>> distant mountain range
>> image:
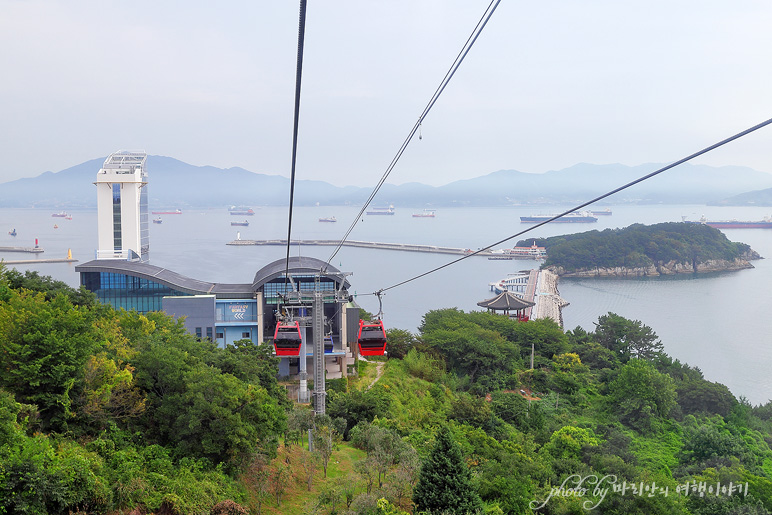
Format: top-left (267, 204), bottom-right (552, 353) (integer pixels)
top-left (1, 156), bottom-right (772, 209)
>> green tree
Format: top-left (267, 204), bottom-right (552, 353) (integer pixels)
top-left (594, 312), bottom-right (664, 362)
top-left (211, 339), bottom-right (289, 407)
top-left (386, 328), bottom-right (417, 360)
top-left (0, 289), bottom-right (103, 431)
top-left (132, 332), bottom-right (285, 466)
top-left (676, 378), bottom-right (737, 417)
top-left (609, 359), bottom-right (677, 431)
top-left (327, 387), bottom-right (390, 440)
top-left (312, 416), bottom-right (341, 478)
top-left (413, 425), bottom-right (483, 515)
top-left (2, 268), bottom-right (96, 307)
top-left (421, 318), bottom-right (518, 393)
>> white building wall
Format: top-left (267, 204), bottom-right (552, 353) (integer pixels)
top-left (95, 151), bottom-right (148, 261)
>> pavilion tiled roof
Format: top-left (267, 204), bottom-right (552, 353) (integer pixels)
top-left (477, 291), bottom-right (535, 311)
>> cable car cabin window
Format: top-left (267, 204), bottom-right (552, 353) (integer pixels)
top-left (357, 320), bottom-right (387, 356)
top-left (274, 321), bottom-right (302, 357)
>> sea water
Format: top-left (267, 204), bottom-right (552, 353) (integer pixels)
top-left (1, 204), bottom-right (771, 404)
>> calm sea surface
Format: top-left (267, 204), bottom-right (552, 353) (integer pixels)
top-left (2, 204), bottom-right (772, 404)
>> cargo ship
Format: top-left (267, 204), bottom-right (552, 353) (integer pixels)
top-left (229, 206), bottom-right (255, 216)
top-left (366, 205), bottom-right (395, 215)
top-left (412, 209), bottom-right (436, 218)
top-left (520, 211), bottom-right (598, 223)
top-left (152, 209), bottom-right (182, 215)
top-left (318, 216), bottom-right (337, 222)
top-left (591, 208), bottom-right (612, 216)
top-left (683, 215), bottom-right (772, 229)
top-left (52, 211), bottom-right (69, 217)
top-left (231, 220), bottom-right (250, 227)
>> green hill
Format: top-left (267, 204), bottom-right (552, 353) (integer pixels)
top-left (2, 266), bottom-right (772, 514)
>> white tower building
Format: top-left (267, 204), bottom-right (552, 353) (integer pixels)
top-left (95, 151), bottom-right (149, 262)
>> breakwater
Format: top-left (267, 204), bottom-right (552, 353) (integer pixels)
top-left (1, 258), bottom-right (78, 264)
top-left (228, 239), bottom-right (501, 257)
top-left (0, 246), bottom-right (44, 253)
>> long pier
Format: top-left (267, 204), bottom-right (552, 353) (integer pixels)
top-left (227, 239), bottom-right (542, 258)
top-left (530, 269), bottom-right (569, 328)
top-left (1, 248), bottom-right (78, 265)
top-left (0, 246), bottom-right (44, 253)
top-left (1, 258), bottom-right (78, 265)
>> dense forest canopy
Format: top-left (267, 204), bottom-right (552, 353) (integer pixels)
top-left (2, 265), bottom-right (772, 514)
top-left (517, 222), bottom-right (753, 272)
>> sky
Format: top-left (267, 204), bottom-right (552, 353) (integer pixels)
top-left (2, 0), bottom-right (772, 187)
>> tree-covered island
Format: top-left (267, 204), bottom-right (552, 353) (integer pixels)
top-left (518, 222), bottom-right (761, 277)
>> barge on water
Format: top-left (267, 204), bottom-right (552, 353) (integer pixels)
top-left (683, 215), bottom-right (772, 229)
top-left (520, 210), bottom-right (598, 223)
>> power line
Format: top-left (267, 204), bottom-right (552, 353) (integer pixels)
top-left (323, 0), bottom-right (502, 270)
top-left (284, 0), bottom-right (308, 283)
top-left (374, 117), bottom-right (772, 294)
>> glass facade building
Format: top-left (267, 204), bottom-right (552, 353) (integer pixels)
top-left (262, 276), bottom-right (338, 304)
top-left (81, 271), bottom-right (189, 312)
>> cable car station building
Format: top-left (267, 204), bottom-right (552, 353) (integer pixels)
top-left (75, 151), bottom-right (360, 383)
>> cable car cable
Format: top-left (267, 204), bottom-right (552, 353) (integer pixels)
top-left (371, 116), bottom-right (772, 294)
top-left (323, 0), bottom-right (502, 270)
top-left (284, 0), bottom-right (308, 283)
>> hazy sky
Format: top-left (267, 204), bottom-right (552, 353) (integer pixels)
top-left (2, 0), bottom-right (772, 187)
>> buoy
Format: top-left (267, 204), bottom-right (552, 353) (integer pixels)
top-left (67, 249), bottom-right (72, 260)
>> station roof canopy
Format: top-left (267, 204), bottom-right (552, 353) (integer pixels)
top-left (477, 291), bottom-right (535, 311)
top-left (252, 256), bottom-right (350, 290)
top-left (75, 259), bottom-right (235, 296)
top-left (77, 255), bottom-right (350, 298)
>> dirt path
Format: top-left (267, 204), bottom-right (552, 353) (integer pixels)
top-left (367, 362), bottom-right (385, 390)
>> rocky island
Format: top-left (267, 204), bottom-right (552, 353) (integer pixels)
top-left (518, 222), bottom-right (761, 278)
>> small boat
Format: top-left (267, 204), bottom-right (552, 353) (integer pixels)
top-left (318, 216), bottom-right (337, 223)
top-left (151, 209), bottom-right (182, 215)
top-left (412, 209), bottom-right (436, 218)
top-left (53, 224), bottom-right (59, 229)
top-left (366, 205), bottom-right (395, 215)
top-left (152, 217), bottom-right (163, 224)
top-left (52, 211), bottom-right (68, 217)
top-left (8, 228), bottom-right (16, 236)
top-left (231, 220), bottom-right (249, 227)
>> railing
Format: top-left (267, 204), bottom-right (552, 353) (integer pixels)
top-left (95, 249), bottom-right (131, 260)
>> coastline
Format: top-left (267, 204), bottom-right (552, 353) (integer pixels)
top-left (547, 255), bottom-right (758, 278)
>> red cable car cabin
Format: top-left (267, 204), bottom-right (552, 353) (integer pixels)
top-left (273, 321), bottom-right (302, 357)
top-left (357, 319), bottom-right (387, 356)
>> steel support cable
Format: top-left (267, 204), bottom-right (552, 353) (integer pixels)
top-left (284, 0), bottom-right (308, 285)
top-left (323, 0), bottom-right (502, 270)
top-left (372, 117), bottom-right (772, 294)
